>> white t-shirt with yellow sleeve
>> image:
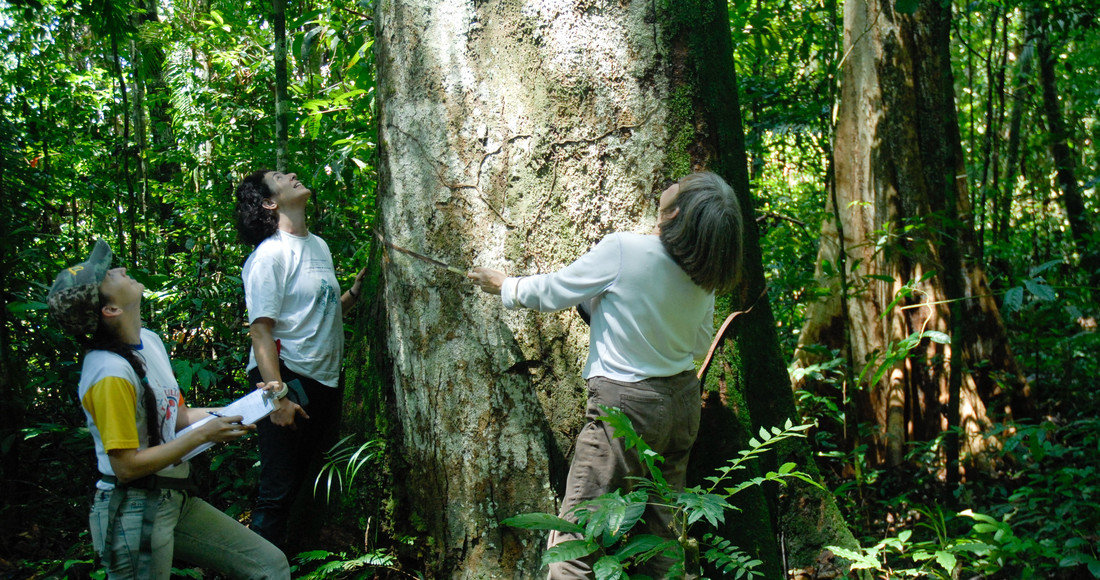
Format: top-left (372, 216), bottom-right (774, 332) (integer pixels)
top-left (78, 328), bottom-right (190, 489)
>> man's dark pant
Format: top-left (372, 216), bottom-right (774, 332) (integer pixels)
top-left (548, 370), bottom-right (701, 579)
top-left (248, 365), bottom-right (342, 551)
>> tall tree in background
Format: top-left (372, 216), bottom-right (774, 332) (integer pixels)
top-left (132, 0), bottom-right (188, 263)
top-left (84, 0), bottom-right (140, 262)
top-left (796, 0), bottom-right (1026, 475)
top-left (274, 0), bottom-right (289, 171)
top-left (1028, 6), bottom-right (1099, 286)
top-left (671, 1), bottom-right (858, 575)
top-left (993, 34), bottom-right (1034, 253)
top-left (369, 0), bottom-right (856, 575)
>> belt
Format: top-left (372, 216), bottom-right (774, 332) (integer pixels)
top-left (101, 474), bottom-right (195, 491)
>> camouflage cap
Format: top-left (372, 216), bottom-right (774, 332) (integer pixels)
top-left (47, 239), bottom-right (113, 337)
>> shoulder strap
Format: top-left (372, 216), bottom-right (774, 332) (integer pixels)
top-left (697, 286), bottom-right (768, 383)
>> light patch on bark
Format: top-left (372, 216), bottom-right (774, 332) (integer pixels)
top-left (376, 0), bottom-right (672, 574)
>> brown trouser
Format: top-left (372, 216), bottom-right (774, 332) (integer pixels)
top-left (548, 371), bottom-right (701, 579)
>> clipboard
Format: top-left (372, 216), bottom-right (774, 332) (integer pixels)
top-left (177, 388), bottom-right (276, 461)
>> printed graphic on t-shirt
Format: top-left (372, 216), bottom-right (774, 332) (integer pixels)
top-left (317, 271), bottom-right (338, 317)
top-left (158, 382), bottom-right (181, 425)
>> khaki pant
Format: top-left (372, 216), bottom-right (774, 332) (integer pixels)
top-left (548, 371), bottom-right (701, 579)
top-left (90, 488), bottom-right (289, 579)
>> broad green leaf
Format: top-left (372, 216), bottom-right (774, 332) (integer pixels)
top-left (172, 360), bottom-right (194, 391)
top-left (301, 26), bottom-right (323, 61)
top-left (542, 539), bottom-right (599, 566)
top-left (333, 89), bottom-right (367, 105)
top-left (614, 535), bottom-right (666, 560)
top-left (346, 40), bottom-right (374, 70)
top-left (1024, 278), bottom-right (1056, 301)
top-left (592, 556), bottom-right (623, 580)
top-left (1029, 259), bottom-right (1062, 277)
top-left (677, 492), bottom-right (731, 527)
top-left (959, 510), bottom-right (996, 524)
top-left (605, 498), bottom-right (646, 538)
top-left (501, 513), bottom-right (584, 534)
top-left (597, 406), bottom-right (635, 438)
top-left (290, 9), bottom-right (324, 28)
top-left (5, 300), bottom-right (46, 315)
top-left (828, 546), bottom-right (880, 569)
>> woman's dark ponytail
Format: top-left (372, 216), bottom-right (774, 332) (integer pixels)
top-left (83, 321), bottom-right (163, 447)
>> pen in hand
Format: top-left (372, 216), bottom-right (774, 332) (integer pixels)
top-left (207, 411), bottom-right (244, 425)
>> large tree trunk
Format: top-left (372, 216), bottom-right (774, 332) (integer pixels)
top-left (666, 2), bottom-right (861, 576)
top-left (370, 0), bottom-right (858, 575)
top-left (1029, 8), bottom-right (1100, 284)
top-left (796, 0), bottom-right (1027, 474)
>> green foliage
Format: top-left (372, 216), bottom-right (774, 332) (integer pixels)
top-left (294, 548), bottom-right (398, 579)
top-left (503, 406), bottom-right (817, 579)
top-left (314, 436), bottom-right (385, 504)
top-left (701, 533), bottom-right (762, 579)
top-left (1002, 259), bottom-right (1061, 314)
top-left (1, 0), bottom-right (1099, 576)
top-left (823, 418), bottom-right (1100, 579)
top-left (0, 0), bottom-right (380, 574)
top-left (829, 504), bottom-right (1100, 579)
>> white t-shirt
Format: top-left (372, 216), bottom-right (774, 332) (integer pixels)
top-left (79, 328), bottom-right (190, 489)
top-left (501, 232), bottom-right (715, 382)
top-left (243, 230), bottom-right (344, 387)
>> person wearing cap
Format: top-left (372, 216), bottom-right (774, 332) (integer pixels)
top-left (467, 171), bottom-right (744, 579)
top-left (233, 170), bottom-right (367, 551)
top-left (48, 239), bottom-right (290, 579)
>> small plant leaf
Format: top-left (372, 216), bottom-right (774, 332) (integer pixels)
top-left (1003, 286), bottom-right (1024, 312)
top-left (934, 550), bottom-right (957, 573)
top-left (922, 330), bottom-right (951, 344)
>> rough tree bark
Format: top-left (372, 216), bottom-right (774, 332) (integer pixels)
top-left (795, 0), bottom-right (1027, 473)
top-left (667, 3), bottom-right (860, 575)
top-left (366, 0), bottom-right (858, 576)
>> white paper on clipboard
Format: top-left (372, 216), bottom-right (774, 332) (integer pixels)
top-left (177, 389), bottom-right (275, 461)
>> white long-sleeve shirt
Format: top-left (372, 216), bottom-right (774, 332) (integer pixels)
top-left (501, 232), bottom-right (714, 382)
